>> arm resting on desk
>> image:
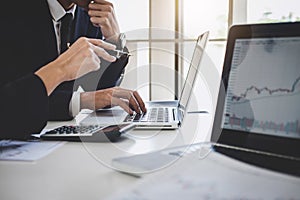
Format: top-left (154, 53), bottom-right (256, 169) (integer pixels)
top-left (0, 74), bottom-right (49, 140)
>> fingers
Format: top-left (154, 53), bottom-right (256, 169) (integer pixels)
top-left (128, 93), bottom-right (141, 114)
top-left (89, 17), bottom-right (111, 30)
top-left (89, 14), bottom-right (109, 26)
top-left (89, 88), bottom-right (146, 115)
top-left (59, 37), bottom-right (118, 81)
top-left (88, 38), bottom-right (116, 50)
top-left (91, 51), bottom-right (101, 70)
top-left (89, 0), bottom-right (113, 10)
top-left (111, 97), bottom-right (133, 115)
top-left (88, 39), bottom-right (116, 62)
top-left (112, 88), bottom-right (147, 114)
top-left (88, 1), bottom-right (114, 21)
top-left (132, 91), bottom-right (147, 113)
top-left (87, 0), bottom-right (120, 39)
top-left (88, 10), bottom-right (108, 18)
top-left (92, 45), bottom-right (116, 63)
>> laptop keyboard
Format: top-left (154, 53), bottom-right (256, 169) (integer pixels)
top-left (124, 107), bottom-right (169, 123)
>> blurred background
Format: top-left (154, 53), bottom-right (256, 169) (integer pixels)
top-left (110, 0), bottom-right (300, 101)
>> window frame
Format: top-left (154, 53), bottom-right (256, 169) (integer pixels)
top-left (123, 0), bottom-right (297, 100)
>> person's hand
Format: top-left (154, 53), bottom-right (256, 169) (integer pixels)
top-left (80, 87), bottom-right (147, 115)
top-left (35, 37), bottom-right (116, 95)
top-left (57, 37), bottom-right (116, 81)
top-left (88, 0), bottom-right (120, 43)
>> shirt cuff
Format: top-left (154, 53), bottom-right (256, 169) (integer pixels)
top-left (69, 86), bottom-right (84, 117)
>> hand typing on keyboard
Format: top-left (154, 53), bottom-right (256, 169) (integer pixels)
top-left (124, 108), bottom-right (169, 123)
top-left (80, 87), bottom-right (147, 115)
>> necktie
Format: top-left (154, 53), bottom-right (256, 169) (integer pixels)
top-left (60, 13), bottom-right (73, 54)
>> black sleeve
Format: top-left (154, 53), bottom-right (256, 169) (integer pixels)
top-left (48, 90), bottom-right (73, 121)
top-left (46, 54), bottom-right (128, 121)
top-left (72, 54), bottom-right (129, 91)
top-left (97, 52), bottom-right (129, 89)
top-left (0, 74), bottom-right (49, 140)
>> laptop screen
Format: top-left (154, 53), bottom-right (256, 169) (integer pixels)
top-left (179, 32), bottom-right (209, 110)
top-left (221, 36), bottom-right (300, 140)
top-left (211, 23), bottom-right (300, 168)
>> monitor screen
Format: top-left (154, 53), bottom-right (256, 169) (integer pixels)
top-left (221, 37), bottom-right (300, 140)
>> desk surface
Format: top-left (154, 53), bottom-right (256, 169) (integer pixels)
top-left (0, 112), bottom-right (212, 200)
top-left (0, 70), bottom-right (222, 200)
top-left (2, 70), bottom-right (300, 199)
top-left (3, 44), bottom-right (300, 199)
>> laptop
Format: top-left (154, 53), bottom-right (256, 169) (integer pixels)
top-left (112, 22), bottom-right (300, 176)
top-left (81, 31), bottom-right (209, 129)
top-left (211, 22), bottom-right (300, 176)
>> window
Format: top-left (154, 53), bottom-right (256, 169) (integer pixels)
top-left (182, 0), bottom-right (229, 89)
top-left (247, 0), bottom-right (300, 24)
top-left (110, 0), bottom-right (149, 38)
top-left (110, 0), bottom-right (150, 99)
top-left (232, 0), bottom-right (300, 25)
top-left (112, 0), bottom-right (300, 101)
top-left (183, 0), bottom-right (229, 39)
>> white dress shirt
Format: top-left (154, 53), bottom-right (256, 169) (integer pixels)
top-left (47, 0), bottom-right (82, 117)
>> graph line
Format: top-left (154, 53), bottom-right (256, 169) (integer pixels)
top-left (232, 76), bottom-right (300, 101)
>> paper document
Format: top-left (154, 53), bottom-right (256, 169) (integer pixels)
top-left (109, 150), bottom-right (300, 200)
top-left (0, 140), bottom-right (64, 161)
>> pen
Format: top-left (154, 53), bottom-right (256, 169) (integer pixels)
top-left (67, 43), bottom-right (131, 58)
top-left (109, 49), bottom-right (132, 58)
top-left (187, 111), bottom-right (209, 114)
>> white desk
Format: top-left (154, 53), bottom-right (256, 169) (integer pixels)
top-left (2, 69), bottom-right (300, 199)
top-left (0, 64), bottom-right (220, 199)
top-left (0, 111), bottom-right (213, 200)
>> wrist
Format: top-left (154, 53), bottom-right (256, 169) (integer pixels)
top-left (51, 59), bottom-right (68, 82)
top-left (106, 34), bottom-right (119, 44)
top-left (107, 33), bottom-right (126, 50)
top-left (80, 92), bottom-right (93, 110)
top-left (35, 60), bottom-right (67, 95)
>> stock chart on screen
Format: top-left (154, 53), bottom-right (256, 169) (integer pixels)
top-left (222, 37), bottom-right (300, 139)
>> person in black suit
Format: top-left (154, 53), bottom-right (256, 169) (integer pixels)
top-left (0, 0), bottom-right (146, 139)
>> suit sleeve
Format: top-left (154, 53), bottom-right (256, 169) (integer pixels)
top-left (71, 53), bottom-right (129, 92)
top-left (0, 74), bottom-right (49, 140)
top-left (97, 50), bottom-right (129, 89)
top-left (47, 8), bottom-right (129, 119)
top-left (47, 54), bottom-right (129, 121)
top-left (48, 90), bottom-right (73, 121)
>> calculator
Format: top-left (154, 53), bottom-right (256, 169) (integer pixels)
top-left (41, 123), bottom-right (135, 142)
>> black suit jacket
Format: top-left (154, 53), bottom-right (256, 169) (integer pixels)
top-left (0, 1), bottom-right (128, 139)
